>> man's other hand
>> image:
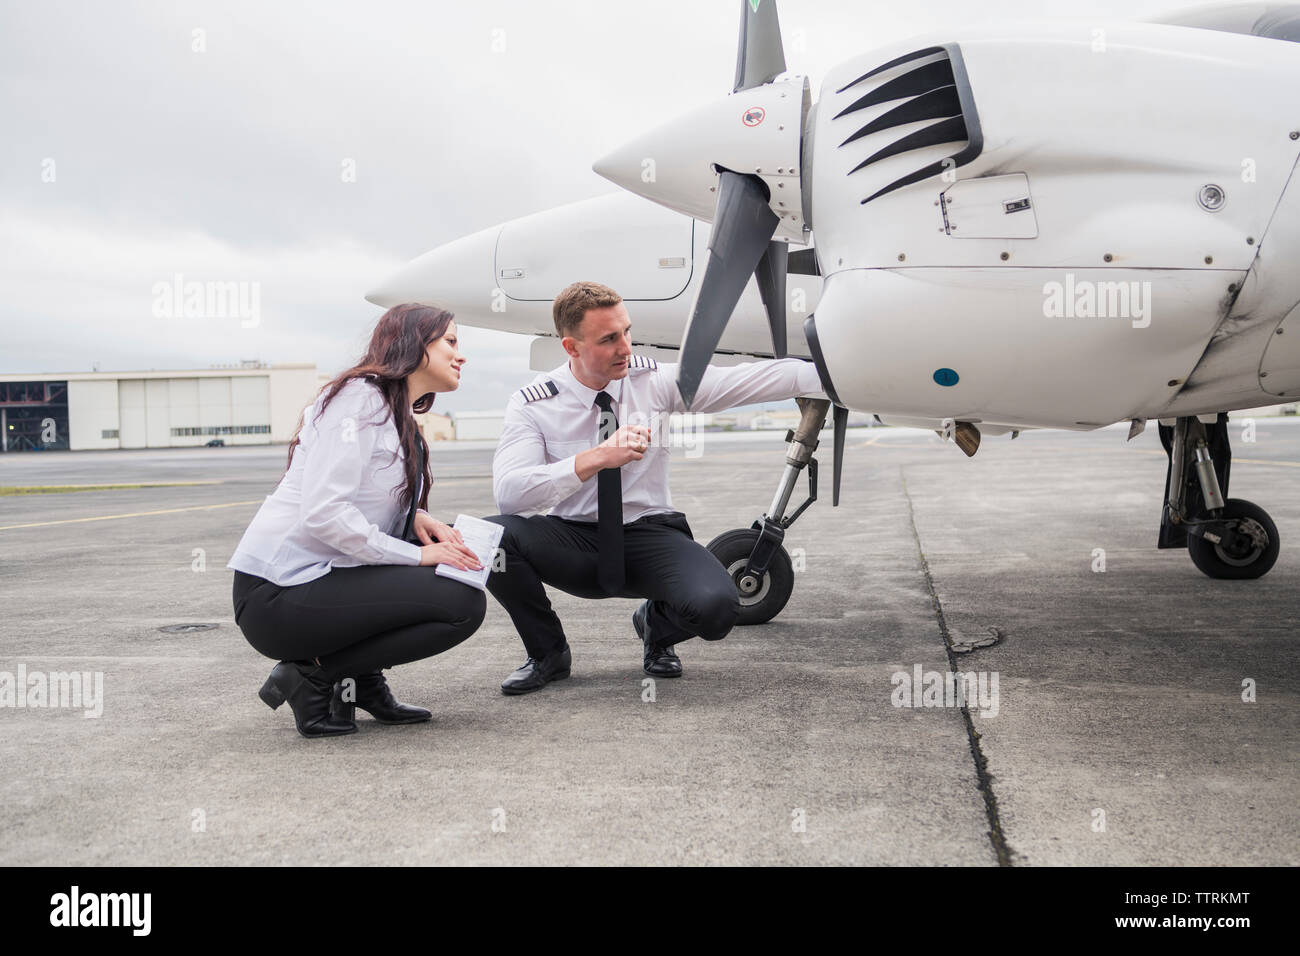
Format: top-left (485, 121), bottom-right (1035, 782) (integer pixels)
top-left (575, 424), bottom-right (652, 479)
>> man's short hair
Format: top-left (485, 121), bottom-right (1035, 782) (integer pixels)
top-left (553, 281), bottom-right (623, 339)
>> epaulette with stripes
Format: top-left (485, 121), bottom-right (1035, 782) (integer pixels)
top-left (627, 354), bottom-right (658, 371)
top-left (518, 380), bottom-right (559, 403)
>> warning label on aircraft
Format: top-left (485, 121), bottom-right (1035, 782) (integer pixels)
top-left (743, 107), bottom-right (765, 127)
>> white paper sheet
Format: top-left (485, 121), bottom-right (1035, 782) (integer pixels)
top-left (433, 514), bottom-right (504, 590)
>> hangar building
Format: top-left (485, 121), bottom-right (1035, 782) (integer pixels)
top-left (0, 363), bottom-right (319, 452)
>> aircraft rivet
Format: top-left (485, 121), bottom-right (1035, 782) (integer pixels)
top-left (1104, 253), bottom-right (1113, 262)
top-left (1205, 256), bottom-right (1213, 264)
top-left (1291, 131), bottom-right (1299, 140)
top-left (777, 181), bottom-right (784, 188)
top-left (779, 125), bottom-right (785, 131)
top-left (898, 253), bottom-right (906, 261)
top-left (1277, 328), bottom-right (1285, 335)
top-left (1247, 237), bottom-right (1255, 244)
top-left (1198, 184), bottom-right (1226, 211)
top-left (1000, 252), bottom-right (1010, 261)
top-left (755, 167), bottom-right (762, 173)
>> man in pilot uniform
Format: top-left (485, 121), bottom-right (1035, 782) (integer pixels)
top-left (486, 280), bottom-right (824, 695)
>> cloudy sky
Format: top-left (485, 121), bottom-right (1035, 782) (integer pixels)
top-left (2, 0), bottom-right (1201, 412)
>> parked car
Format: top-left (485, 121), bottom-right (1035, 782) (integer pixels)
top-left (205, 439), bottom-right (225, 447)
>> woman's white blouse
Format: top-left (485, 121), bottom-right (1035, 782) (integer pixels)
top-left (227, 378), bottom-right (423, 586)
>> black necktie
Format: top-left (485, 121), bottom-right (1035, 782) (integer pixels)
top-left (401, 433), bottom-right (428, 544)
top-left (593, 391), bottom-right (625, 594)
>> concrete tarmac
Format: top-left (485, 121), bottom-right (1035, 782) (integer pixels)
top-left (1, 422), bottom-right (1296, 865)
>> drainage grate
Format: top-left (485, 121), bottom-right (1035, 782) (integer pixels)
top-left (157, 623), bottom-right (221, 633)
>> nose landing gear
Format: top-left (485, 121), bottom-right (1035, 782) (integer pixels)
top-left (705, 396), bottom-right (847, 624)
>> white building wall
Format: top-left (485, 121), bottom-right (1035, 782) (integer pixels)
top-left (452, 411), bottom-right (506, 441)
top-left (145, 379), bottom-right (171, 446)
top-left (198, 377), bottom-right (232, 439)
top-left (230, 376), bottom-right (271, 445)
top-left (67, 380), bottom-right (121, 450)
top-left (268, 366), bottom-right (320, 442)
top-left (168, 378), bottom-right (202, 446)
top-left (118, 380), bottom-right (147, 449)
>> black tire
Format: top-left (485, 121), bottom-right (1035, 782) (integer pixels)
top-left (1187, 498), bottom-right (1280, 580)
top-left (705, 528), bottom-right (795, 625)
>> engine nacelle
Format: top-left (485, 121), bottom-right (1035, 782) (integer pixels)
top-left (805, 19), bottom-right (1300, 428)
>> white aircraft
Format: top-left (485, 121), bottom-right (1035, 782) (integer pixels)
top-left (369, 1), bottom-right (1300, 623)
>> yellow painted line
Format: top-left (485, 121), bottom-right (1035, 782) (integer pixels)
top-left (0, 478), bottom-right (486, 531)
top-left (12, 481), bottom-right (222, 488)
top-left (0, 480), bottom-right (223, 495)
top-left (0, 499), bottom-right (263, 531)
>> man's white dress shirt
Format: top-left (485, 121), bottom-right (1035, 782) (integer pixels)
top-left (227, 378), bottom-right (423, 586)
top-left (493, 357), bottom-right (824, 523)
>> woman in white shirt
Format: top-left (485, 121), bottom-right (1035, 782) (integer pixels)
top-left (228, 303), bottom-right (485, 738)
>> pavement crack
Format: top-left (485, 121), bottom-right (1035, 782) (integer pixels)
top-left (901, 466), bottom-right (1017, 867)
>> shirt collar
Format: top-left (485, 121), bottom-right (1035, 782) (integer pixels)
top-left (554, 360), bottom-right (623, 408)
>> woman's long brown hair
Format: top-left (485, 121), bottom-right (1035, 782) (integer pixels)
top-left (286, 303), bottom-right (455, 514)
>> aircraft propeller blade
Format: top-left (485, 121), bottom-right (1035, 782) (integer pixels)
top-left (734, 0), bottom-right (787, 92)
top-left (754, 239), bottom-right (788, 359)
top-left (832, 404), bottom-right (848, 506)
top-left (676, 170), bottom-right (780, 408)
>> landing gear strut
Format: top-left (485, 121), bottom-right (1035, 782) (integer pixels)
top-left (706, 397), bottom-right (833, 624)
top-left (1158, 414), bottom-right (1280, 579)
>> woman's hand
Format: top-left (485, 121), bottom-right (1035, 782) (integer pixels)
top-left (413, 512), bottom-right (480, 570)
top-left (418, 541), bottom-right (483, 571)
top-left (413, 511), bottom-right (464, 547)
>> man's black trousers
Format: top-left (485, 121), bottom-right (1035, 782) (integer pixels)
top-left (485, 511), bottom-right (740, 660)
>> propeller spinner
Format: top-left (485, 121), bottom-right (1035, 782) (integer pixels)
top-left (593, 0), bottom-right (808, 407)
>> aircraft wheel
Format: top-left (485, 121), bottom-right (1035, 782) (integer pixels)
top-left (706, 528), bottom-right (794, 625)
top-left (1187, 498), bottom-right (1280, 580)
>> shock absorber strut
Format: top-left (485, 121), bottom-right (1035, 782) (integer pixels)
top-left (740, 397), bottom-right (831, 592)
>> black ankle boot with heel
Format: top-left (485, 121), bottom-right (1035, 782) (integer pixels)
top-left (259, 660), bottom-right (357, 738)
top-left (330, 670), bottom-right (431, 724)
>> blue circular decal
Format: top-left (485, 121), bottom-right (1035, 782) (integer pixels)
top-left (933, 368), bottom-right (959, 387)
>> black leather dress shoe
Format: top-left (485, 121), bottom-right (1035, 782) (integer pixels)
top-left (500, 645), bottom-right (572, 695)
top-left (330, 671), bottom-right (432, 724)
top-left (633, 601), bottom-right (683, 678)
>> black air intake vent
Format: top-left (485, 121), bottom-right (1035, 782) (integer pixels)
top-left (833, 45), bottom-right (982, 204)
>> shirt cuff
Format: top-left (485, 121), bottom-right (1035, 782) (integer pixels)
top-left (797, 362), bottom-right (826, 396)
top-left (555, 455), bottom-right (586, 496)
top-left (384, 536), bottom-right (423, 566)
